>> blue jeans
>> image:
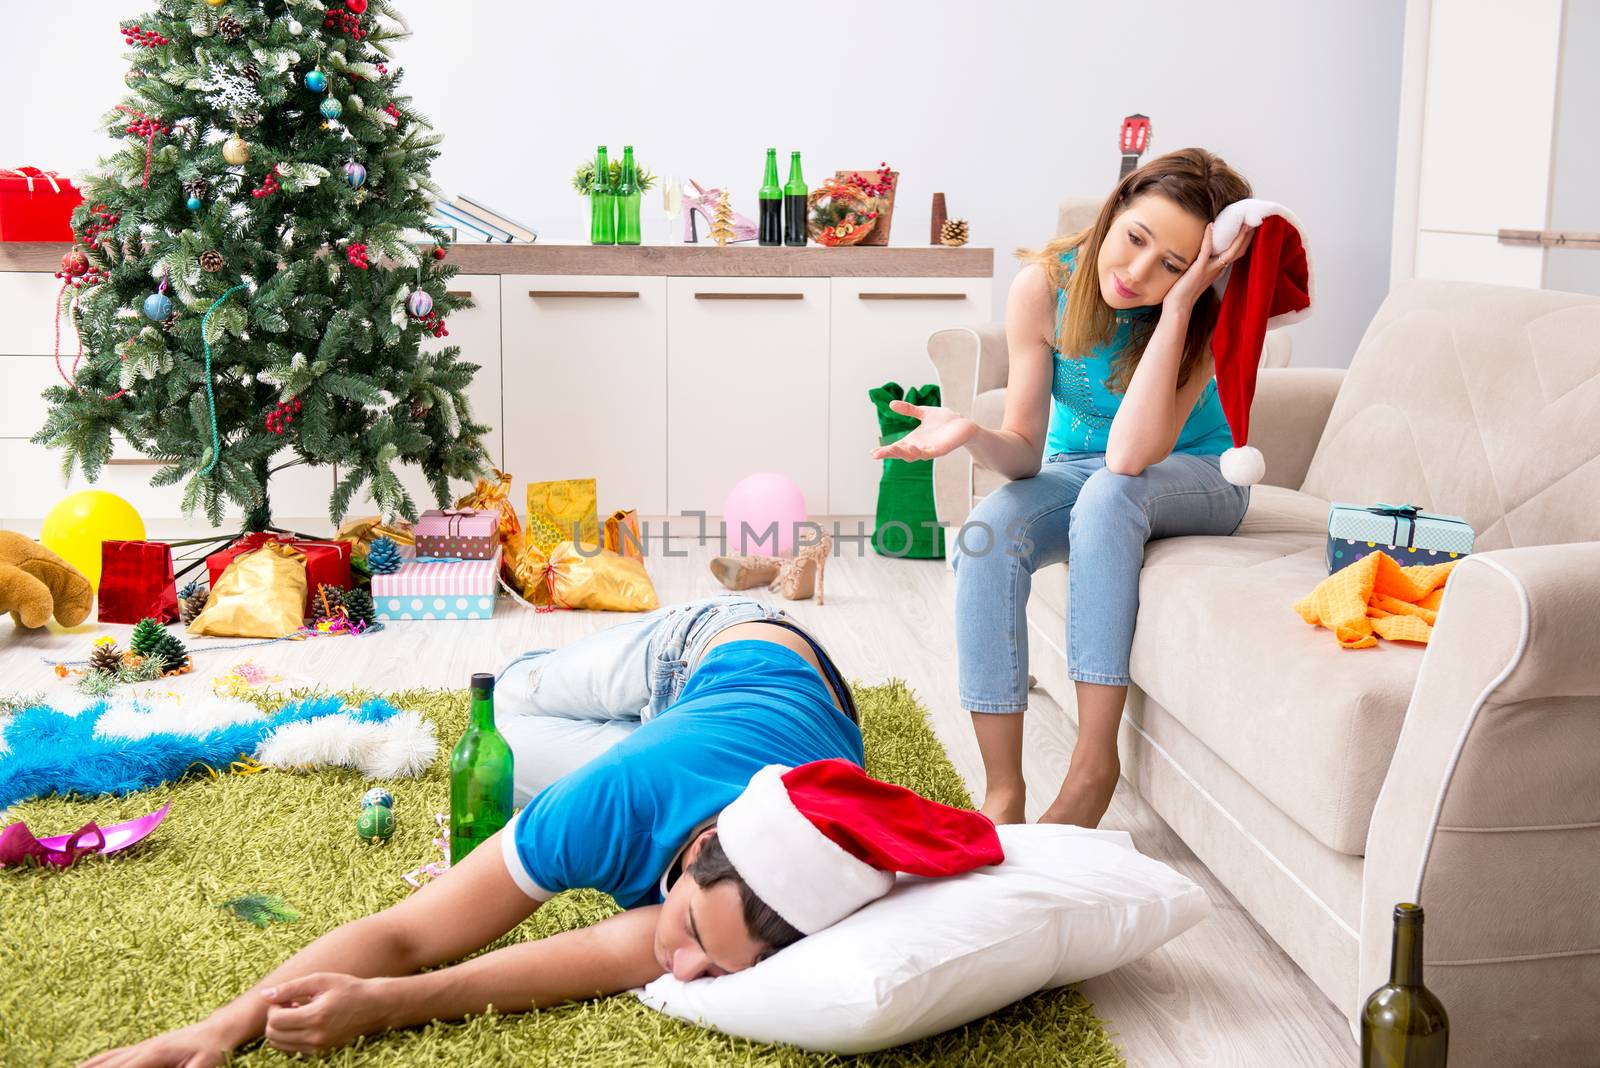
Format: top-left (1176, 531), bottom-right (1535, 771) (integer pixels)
top-left (951, 452), bottom-right (1249, 711)
top-left (494, 595), bottom-right (853, 804)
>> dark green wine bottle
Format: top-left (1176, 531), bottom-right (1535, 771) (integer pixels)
top-left (758, 147), bottom-right (782, 246)
top-left (616, 145), bottom-right (642, 246)
top-left (589, 146), bottom-right (615, 245)
top-left (1361, 903), bottom-right (1449, 1067)
top-left (783, 151), bottom-right (808, 247)
top-left (450, 673), bottom-right (514, 863)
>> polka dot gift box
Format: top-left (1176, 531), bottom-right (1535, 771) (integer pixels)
top-left (1325, 501), bottom-right (1474, 575)
top-left (415, 508), bottom-right (499, 560)
top-left (372, 547), bottom-right (500, 621)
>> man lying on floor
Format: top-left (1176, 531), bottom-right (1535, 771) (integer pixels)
top-left (83, 595), bottom-right (1002, 1066)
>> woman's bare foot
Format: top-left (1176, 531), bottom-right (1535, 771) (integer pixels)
top-left (1035, 765), bottom-right (1120, 828)
top-left (979, 786), bottom-right (1027, 825)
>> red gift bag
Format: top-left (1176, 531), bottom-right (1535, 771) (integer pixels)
top-left (0, 168), bottom-right (83, 242)
top-left (97, 541), bottom-right (179, 625)
top-left (205, 533), bottom-right (351, 618)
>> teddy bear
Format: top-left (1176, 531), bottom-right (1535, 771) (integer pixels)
top-left (0, 530), bottom-right (93, 630)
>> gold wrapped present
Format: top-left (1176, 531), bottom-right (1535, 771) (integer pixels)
top-left (526, 478), bottom-right (599, 554)
top-left (512, 540), bottom-right (658, 613)
top-left (603, 509), bottom-right (645, 561)
top-left (456, 469), bottom-right (525, 584)
top-left (336, 516), bottom-right (416, 567)
top-left (188, 541), bottom-right (309, 638)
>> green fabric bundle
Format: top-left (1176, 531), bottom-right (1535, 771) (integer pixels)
top-left (869, 382), bottom-right (946, 559)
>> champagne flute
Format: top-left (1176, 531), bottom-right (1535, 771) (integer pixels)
top-left (660, 175), bottom-right (682, 244)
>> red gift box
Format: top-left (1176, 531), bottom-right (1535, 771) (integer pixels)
top-left (97, 540), bottom-right (179, 625)
top-left (0, 168), bottom-right (84, 242)
top-left (206, 533), bottom-right (352, 618)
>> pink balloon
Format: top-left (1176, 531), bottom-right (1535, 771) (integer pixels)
top-left (723, 472), bottom-right (808, 556)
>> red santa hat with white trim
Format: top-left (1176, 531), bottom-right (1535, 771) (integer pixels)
top-left (1208, 198), bottom-right (1315, 486)
top-left (716, 759), bottom-right (1004, 935)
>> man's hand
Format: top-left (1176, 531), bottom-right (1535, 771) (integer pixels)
top-left (262, 973), bottom-right (389, 1056)
top-left (77, 1019), bottom-right (235, 1068)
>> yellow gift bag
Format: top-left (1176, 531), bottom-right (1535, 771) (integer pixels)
top-left (512, 540), bottom-right (658, 612)
top-left (603, 509), bottom-right (645, 561)
top-left (188, 542), bottom-right (309, 638)
top-left (457, 469), bottom-right (525, 586)
top-left (526, 479), bottom-right (599, 553)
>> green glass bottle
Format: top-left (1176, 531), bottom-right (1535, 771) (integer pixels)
top-left (450, 672), bottom-right (514, 863)
top-left (589, 146), bottom-right (615, 245)
top-left (783, 151), bottom-right (808, 247)
top-left (1361, 903), bottom-right (1449, 1067)
top-left (758, 147), bottom-right (782, 246)
top-left (616, 145), bottom-right (642, 246)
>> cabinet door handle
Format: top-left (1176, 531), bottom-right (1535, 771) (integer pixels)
top-left (528, 290), bottom-right (641, 299)
top-left (447, 290), bottom-right (472, 299)
top-left (857, 292), bottom-right (968, 301)
top-left (693, 292), bottom-right (804, 301)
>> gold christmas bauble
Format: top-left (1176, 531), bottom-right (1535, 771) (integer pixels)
top-left (222, 136), bottom-right (250, 165)
top-left (205, 0), bottom-right (226, 5)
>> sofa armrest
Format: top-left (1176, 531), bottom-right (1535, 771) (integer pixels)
top-left (1247, 367), bottom-right (1344, 490)
top-left (928, 324), bottom-right (1009, 530)
top-left (1360, 543), bottom-right (1600, 1062)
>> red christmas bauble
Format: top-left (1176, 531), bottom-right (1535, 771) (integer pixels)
top-left (346, 0), bottom-right (368, 12)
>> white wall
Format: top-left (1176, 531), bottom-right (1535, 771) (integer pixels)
top-left (1546, 0), bottom-right (1600, 296)
top-left (5, 0), bottom-right (1404, 368)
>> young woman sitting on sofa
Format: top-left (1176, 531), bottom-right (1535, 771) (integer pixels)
top-left (873, 147), bottom-right (1258, 829)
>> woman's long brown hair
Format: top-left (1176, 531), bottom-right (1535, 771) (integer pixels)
top-left (1019, 147), bottom-right (1251, 392)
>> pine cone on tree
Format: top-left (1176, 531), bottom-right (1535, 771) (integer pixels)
top-left (146, 630), bottom-right (190, 674)
top-left (341, 588), bottom-right (377, 628)
top-left (184, 178), bottom-right (210, 199)
top-left (940, 219), bottom-right (970, 247)
top-left (129, 617), bottom-right (167, 657)
top-left (217, 15), bottom-right (246, 40)
top-left (237, 109), bottom-right (262, 129)
top-left (240, 61), bottom-right (261, 83)
top-left (89, 640), bottom-right (124, 676)
top-left (200, 250), bottom-right (224, 273)
top-left (179, 582), bottom-right (210, 625)
top-left (367, 537), bottom-right (403, 575)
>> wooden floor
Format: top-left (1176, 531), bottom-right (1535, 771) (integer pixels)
top-left (0, 520), bottom-right (1358, 1066)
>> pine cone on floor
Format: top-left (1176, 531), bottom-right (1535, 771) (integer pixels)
top-left (129, 617), bottom-right (166, 657)
top-left (341, 588), bottom-right (376, 628)
top-left (940, 218), bottom-right (970, 247)
top-left (217, 15), bottom-right (245, 39)
top-left (88, 641), bottom-right (124, 676)
top-left (367, 537), bottom-right (403, 575)
top-left (146, 630), bottom-right (190, 674)
top-left (200, 250), bottom-right (224, 273)
top-left (180, 583), bottom-right (210, 625)
top-left (314, 583), bottom-right (345, 621)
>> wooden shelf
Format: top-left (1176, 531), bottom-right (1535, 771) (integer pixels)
top-left (0, 239), bottom-right (992, 277)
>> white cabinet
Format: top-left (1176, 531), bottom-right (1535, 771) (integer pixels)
top-left (500, 275), bottom-right (668, 515)
top-left (665, 276), bottom-right (830, 516)
top-left (345, 273), bottom-right (504, 517)
top-left (827, 277), bottom-right (993, 514)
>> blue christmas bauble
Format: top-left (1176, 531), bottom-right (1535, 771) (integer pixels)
top-left (406, 289), bottom-right (434, 318)
top-left (361, 788), bottom-right (394, 809)
top-left (142, 292), bottom-right (172, 321)
top-left (320, 97), bottom-right (343, 120)
top-left (344, 161), bottom-right (367, 189)
top-left (186, 195), bottom-right (202, 211)
top-left (304, 70), bottom-right (327, 93)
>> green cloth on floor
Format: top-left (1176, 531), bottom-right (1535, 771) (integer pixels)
top-left (0, 683), bottom-right (1124, 1067)
top-left (870, 382), bottom-right (946, 559)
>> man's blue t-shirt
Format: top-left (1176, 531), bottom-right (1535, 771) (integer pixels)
top-left (502, 639), bottom-right (864, 909)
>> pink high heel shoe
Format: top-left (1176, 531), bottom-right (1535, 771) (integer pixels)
top-left (683, 180), bottom-right (758, 243)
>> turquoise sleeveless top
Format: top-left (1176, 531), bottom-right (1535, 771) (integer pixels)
top-left (1044, 249), bottom-right (1233, 458)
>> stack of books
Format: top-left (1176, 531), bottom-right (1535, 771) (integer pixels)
top-left (431, 195), bottom-right (539, 243)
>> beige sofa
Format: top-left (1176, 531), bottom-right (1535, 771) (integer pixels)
top-left (927, 206), bottom-right (1600, 1064)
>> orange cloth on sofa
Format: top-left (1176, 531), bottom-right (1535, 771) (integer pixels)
top-left (1294, 551), bottom-right (1458, 649)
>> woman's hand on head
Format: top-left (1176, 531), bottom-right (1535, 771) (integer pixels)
top-left (870, 400), bottom-right (977, 462)
top-left (1162, 220), bottom-right (1255, 313)
top-left (77, 1019), bottom-right (236, 1068)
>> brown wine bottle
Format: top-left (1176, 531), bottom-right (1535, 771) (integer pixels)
top-left (1361, 903), bottom-right (1449, 1067)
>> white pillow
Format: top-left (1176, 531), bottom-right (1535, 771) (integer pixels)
top-left (636, 824), bottom-right (1208, 1054)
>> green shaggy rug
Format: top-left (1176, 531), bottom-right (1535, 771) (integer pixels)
top-left (0, 682), bottom-right (1124, 1067)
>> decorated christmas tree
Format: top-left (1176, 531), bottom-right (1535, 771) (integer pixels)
top-left (34, 0), bottom-right (490, 530)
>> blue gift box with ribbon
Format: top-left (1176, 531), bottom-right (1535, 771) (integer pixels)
top-left (1326, 502), bottom-right (1474, 573)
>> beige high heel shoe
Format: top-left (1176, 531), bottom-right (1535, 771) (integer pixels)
top-left (769, 533), bottom-right (831, 605)
top-left (709, 554), bottom-right (782, 591)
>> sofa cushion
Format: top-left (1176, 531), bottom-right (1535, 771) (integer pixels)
top-left (1129, 484), bottom-right (1424, 855)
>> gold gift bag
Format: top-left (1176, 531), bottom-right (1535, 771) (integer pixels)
top-left (457, 469), bottom-right (525, 583)
top-left (603, 509), bottom-right (645, 561)
top-left (188, 542), bottom-right (309, 638)
top-left (513, 540), bottom-right (658, 612)
top-left (336, 515), bottom-right (416, 567)
top-left (526, 478), bottom-right (599, 554)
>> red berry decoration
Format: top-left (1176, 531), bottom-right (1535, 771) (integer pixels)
top-left (263, 396), bottom-right (302, 435)
top-left (384, 102), bottom-right (401, 122)
top-left (345, 242), bottom-right (370, 269)
top-left (124, 115), bottom-right (169, 141)
top-left (417, 310), bottom-right (448, 338)
top-left (121, 24), bottom-right (170, 48)
top-left (322, 6), bottom-right (367, 39)
top-left (251, 167), bottom-right (281, 199)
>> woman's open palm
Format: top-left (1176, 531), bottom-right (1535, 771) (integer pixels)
top-left (870, 400), bottom-right (976, 462)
